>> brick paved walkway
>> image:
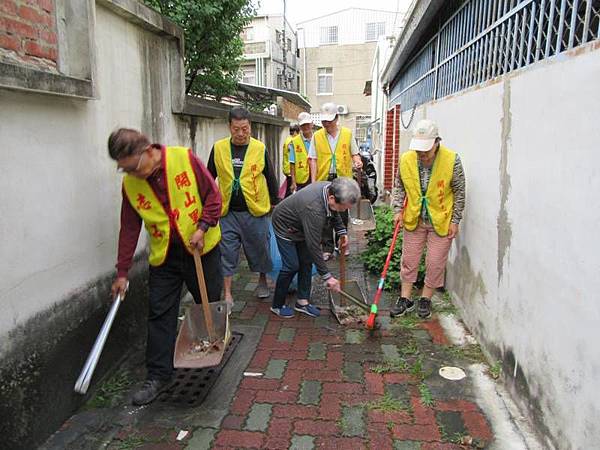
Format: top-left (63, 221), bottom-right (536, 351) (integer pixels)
top-left (43, 231), bottom-right (500, 450)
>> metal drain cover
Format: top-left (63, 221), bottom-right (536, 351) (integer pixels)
top-left (158, 332), bottom-right (243, 406)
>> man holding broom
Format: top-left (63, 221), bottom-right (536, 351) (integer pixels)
top-left (108, 128), bottom-right (223, 405)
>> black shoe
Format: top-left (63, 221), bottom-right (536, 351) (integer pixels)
top-left (417, 297), bottom-right (432, 319)
top-left (132, 378), bottom-right (170, 406)
top-left (390, 297), bottom-right (415, 318)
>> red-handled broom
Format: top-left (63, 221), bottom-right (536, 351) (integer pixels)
top-left (366, 219), bottom-right (403, 330)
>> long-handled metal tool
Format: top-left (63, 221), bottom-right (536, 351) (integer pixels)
top-left (338, 289), bottom-right (370, 312)
top-left (74, 289), bottom-right (126, 395)
top-left (366, 219), bottom-right (402, 330)
top-left (329, 239), bottom-right (369, 324)
top-left (173, 249), bottom-right (229, 369)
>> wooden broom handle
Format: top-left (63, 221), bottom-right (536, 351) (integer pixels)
top-left (193, 249), bottom-right (215, 340)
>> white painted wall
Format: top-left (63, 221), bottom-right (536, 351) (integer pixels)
top-left (397, 43), bottom-right (600, 449)
top-left (298, 8), bottom-right (399, 48)
top-left (0, 3), bottom-right (267, 353)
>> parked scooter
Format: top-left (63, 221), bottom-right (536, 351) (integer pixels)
top-left (355, 145), bottom-right (379, 204)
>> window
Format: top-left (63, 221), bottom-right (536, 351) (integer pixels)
top-left (287, 38), bottom-right (292, 52)
top-left (317, 67), bottom-right (333, 95)
top-left (243, 27), bottom-right (254, 41)
top-left (320, 26), bottom-right (338, 45)
top-left (242, 68), bottom-right (255, 84)
top-left (365, 22), bottom-right (386, 41)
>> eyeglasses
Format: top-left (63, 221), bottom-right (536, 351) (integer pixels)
top-left (116, 151), bottom-right (146, 174)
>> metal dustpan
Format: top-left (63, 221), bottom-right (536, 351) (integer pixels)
top-left (349, 199), bottom-right (376, 231)
top-left (173, 250), bottom-right (230, 369)
top-left (328, 252), bottom-right (369, 325)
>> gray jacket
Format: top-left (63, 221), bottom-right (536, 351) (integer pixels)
top-left (272, 182), bottom-right (346, 279)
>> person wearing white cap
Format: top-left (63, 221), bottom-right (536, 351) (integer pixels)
top-left (308, 102), bottom-right (362, 259)
top-left (390, 119), bottom-right (466, 320)
top-left (282, 124), bottom-right (300, 197)
top-left (288, 112), bottom-right (314, 193)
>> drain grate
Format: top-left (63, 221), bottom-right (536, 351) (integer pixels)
top-left (158, 332), bottom-right (243, 406)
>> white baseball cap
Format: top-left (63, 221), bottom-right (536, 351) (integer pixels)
top-left (409, 119), bottom-right (440, 152)
top-left (320, 102), bottom-right (338, 122)
top-left (298, 112), bottom-right (312, 126)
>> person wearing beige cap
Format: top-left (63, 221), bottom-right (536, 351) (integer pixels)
top-left (308, 102), bottom-right (363, 259)
top-left (288, 112), bottom-right (314, 193)
top-left (390, 119), bottom-right (466, 319)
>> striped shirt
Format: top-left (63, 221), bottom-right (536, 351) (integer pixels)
top-left (392, 154), bottom-right (466, 224)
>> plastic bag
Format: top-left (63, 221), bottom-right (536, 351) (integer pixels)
top-left (267, 223), bottom-right (316, 288)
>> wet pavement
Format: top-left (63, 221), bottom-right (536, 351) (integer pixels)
top-left (41, 230), bottom-right (537, 450)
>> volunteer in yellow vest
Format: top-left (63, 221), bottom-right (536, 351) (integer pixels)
top-left (108, 128), bottom-right (223, 406)
top-left (288, 112), bottom-right (313, 193)
top-left (391, 119), bottom-right (466, 320)
top-left (308, 102), bottom-right (363, 260)
top-left (207, 107), bottom-right (280, 306)
top-left (282, 124), bottom-right (299, 197)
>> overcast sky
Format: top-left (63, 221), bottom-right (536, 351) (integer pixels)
top-left (254, 0), bottom-right (414, 28)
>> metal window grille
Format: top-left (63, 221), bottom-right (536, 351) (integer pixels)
top-left (320, 26), bottom-right (339, 44)
top-left (390, 0), bottom-right (600, 109)
top-left (317, 67), bottom-right (333, 94)
top-left (366, 22), bottom-right (387, 41)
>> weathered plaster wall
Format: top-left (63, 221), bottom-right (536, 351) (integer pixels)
top-left (0, 2), bottom-right (287, 448)
top-left (397, 43), bottom-right (600, 449)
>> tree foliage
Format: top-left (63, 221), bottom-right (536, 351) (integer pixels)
top-left (144, 0), bottom-right (256, 100)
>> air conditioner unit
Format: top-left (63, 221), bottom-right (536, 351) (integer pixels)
top-left (337, 105), bottom-right (349, 115)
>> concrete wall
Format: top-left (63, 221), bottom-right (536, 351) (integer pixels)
top-left (304, 42), bottom-right (376, 130)
top-left (396, 42), bottom-right (600, 449)
top-left (0, 1), bottom-right (288, 448)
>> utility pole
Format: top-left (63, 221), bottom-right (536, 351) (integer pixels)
top-left (282, 0), bottom-right (287, 89)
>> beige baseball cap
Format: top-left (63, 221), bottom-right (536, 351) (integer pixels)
top-left (298, 112), bottom-right (312, 126)
top-left (320, 102), bottom-right (338, 122)
top-left (409, 119), bottom-right (440, 152)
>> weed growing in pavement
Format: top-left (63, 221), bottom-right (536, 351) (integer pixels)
top-left (86, 369), bottom-right (133, 409)
top-left (434, 291), bottom-right (457, 315)
top-left (490, 361), bottom-right (503, 379)
top-left (409, 356), bottom-right (428, 380)
top-left (390, 314), bottom-right (420, 331)
top-left (115, 430), bottom-right (169, 450)
top-left (365, 393), bottom-right (408, 412)
top-left (399, 340), bottom-right (420, 356)
top-left (418, 382), bottom-right (435, 407)
top-left (371, 358), bottom-right (408, 374)
top-left (387, 421), bottom-right (395, 431)
top-left (446, 344), bottom-right (486, 364)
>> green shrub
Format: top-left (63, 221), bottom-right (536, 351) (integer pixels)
top-left (361, 205), bottom-right (425, 291)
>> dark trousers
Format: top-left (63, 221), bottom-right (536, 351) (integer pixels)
top-left (322, 210), bottom-right (349, 253)
top-left (272, 236), bottom-right (313, 308)
top-left (146, 242), bottom-right (223, 381)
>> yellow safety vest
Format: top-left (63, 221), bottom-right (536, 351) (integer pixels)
top-left (282, 135), bottom-right (293, 176)
top-left (291, 134), bottom-right (310, 184)
top-left (400, 144), bottom-right (456, 237)
top-left (214, 137), bottom-right (270, 217)
top-left (122, 146), bottom-right (221, 265)
top-left (314, 127), bottom-right (353, 181)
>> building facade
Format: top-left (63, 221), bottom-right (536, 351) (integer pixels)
top-left (240, 14), bottom-right (301, 92)
top-left (298, 8), bottom-right (401, 137)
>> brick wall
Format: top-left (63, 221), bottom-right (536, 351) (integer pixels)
top-left (383, 105), bottom-right (401, 190)
top-left (280, 97), bottom-right (306, 122)
top-left (0, 0), bottom-right (58, 70)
